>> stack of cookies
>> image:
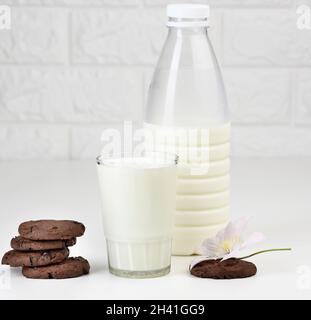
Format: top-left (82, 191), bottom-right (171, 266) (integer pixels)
top-left (2, 220), bottom-right (90, 279)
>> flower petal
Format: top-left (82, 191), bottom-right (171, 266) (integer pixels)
top-left (232, 216), bottom-right (250, 235)
top-left (240, 232), bottom-right (265, 250)
top-left (215, 223), bottom-right (230, 243)
top-left (189, 256), bottom-right (214, 270)
top-left (220, 217), bottom-right (249, 240)
top-left (200, 237), bottom-right (220, 256)
top-left (199, 244), bottom-right (214, 256)
top-left (221, 248), bottom-right (241, 261)
top-left (221, 220), bottom-right (235, 239)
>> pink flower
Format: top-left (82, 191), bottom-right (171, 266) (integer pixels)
top-left (190, 217), bottom-right (265, 270)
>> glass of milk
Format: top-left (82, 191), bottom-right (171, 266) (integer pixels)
top-left (97, 152), bottom-right (178, 278)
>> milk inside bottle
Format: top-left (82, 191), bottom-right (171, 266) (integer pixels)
top-left (144, 4), bottom-right (230, 255)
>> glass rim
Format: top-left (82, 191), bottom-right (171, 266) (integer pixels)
top-left (96, 151), bottom-right (179, 167)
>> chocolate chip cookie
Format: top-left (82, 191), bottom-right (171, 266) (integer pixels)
top-left (11, 236), bottom-right (76, 251)
top-left (19, 220), bottom-right (85, 240)
top-left (22, 257), bottom-right (90, 279)
top-left (190, 258), bottom-right (257, 279)
top-left (2, 248), bottom-right (69, 267)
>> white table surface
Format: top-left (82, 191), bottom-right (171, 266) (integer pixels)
top-left (0, 158), bottom-right (310, 300)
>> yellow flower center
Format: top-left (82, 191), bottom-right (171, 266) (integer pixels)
top-left (220, 236), bottom-right (242, 253)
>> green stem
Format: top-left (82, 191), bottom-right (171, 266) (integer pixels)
top-left (238, 248), bottom-right (292, 260)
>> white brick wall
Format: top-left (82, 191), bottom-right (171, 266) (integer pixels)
top-left (0, 8), bottom-right (68, 64)
top-left (224, 9), bottom-right (311, 66)
top-left (0, 125), bottom-right (69, 160)
top-left (0, 0), bottom-right (310, 159)
top-left (0, 67), bottom-right (143, 122)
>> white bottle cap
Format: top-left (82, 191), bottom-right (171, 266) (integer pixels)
top-left (166, 4), bottom-right (210, 27)
top-left (167, 4), bottom-right (210, 19)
